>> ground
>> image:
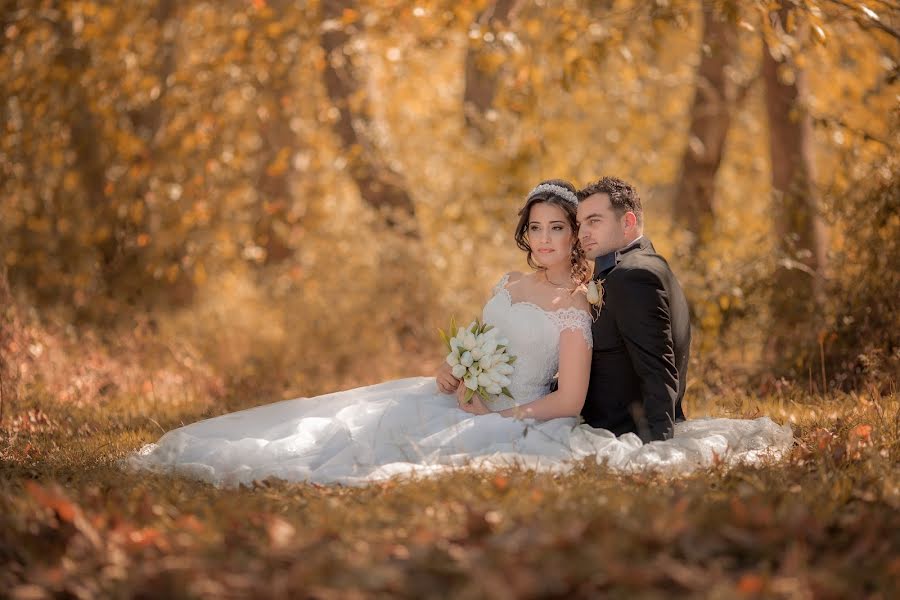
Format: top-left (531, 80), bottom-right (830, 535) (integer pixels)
top-left (1, 375), bottom-right (897, 599)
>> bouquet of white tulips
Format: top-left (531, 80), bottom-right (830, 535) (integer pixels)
top-left (439, 318), bottom-right (516, 404)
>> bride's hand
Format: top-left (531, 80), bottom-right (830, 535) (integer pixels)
top-left (435, 362), bottom-right (460, 394)
top-left (457, 386), bottom-right (490, 415)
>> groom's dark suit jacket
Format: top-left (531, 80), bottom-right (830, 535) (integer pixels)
top-left (581, 237), bottom-right (691, 442)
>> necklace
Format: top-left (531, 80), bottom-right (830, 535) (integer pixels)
top-left (542, 270), bottom-right (575, 291)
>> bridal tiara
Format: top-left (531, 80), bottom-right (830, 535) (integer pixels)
top-left (527, 183), bottom-right (579, 207)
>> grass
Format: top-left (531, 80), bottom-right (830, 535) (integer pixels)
top-left (1, 372), bottom-right (899, 598)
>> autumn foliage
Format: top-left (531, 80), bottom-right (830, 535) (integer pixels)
top-left (1, 0), bottom-right (898, 596)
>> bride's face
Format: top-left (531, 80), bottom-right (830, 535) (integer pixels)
top-left (526, 202), bottom-right (574, 269)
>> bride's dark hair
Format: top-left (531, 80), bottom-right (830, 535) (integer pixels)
top-left (514, 179), bottom-right (590, 285)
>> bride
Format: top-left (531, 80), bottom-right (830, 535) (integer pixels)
top-left (127, 180), bottom-right (791, 486)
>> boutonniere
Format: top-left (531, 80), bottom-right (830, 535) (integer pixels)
top-left (586, 279), bottom-right (604, 310)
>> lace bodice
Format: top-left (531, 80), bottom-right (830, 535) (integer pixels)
top-left (480, 273), bottom-right (593, 410)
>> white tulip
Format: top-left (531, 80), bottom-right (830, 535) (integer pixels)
top-left (464, 373), bottom-right (478, 390)
top-left (486, 383), bottom-right (502, 395)
top-left (451, 364), bottom-right (467, 379)
top-left (493, 374), bottom-right (511, 387)
top-left (460, 351), bottom-right (473, 367)
top-left (477, 373), bottom-right (493, 387)
top-left (446, 352), bottom-right (460, 367)
top-left (479, 354), bottom-right (494, 370)
top-left (471, 347), bottom-right (484, 361)
top-left (480, 339), bottom-right (498, 356)
top-left (496, 363), bottom-right (515, 375)
top-left (450, 337), bottom-right (461, 352)
top-left (462, 331), bottom-right (477, 350)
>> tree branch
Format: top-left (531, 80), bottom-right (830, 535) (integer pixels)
top-left (811, 114), bottom-right (894, 148)
top-left (825, 0), bottom-right (900, 40)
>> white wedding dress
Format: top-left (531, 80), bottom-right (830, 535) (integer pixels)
top-left (127, 275), bottom-right (792, 487)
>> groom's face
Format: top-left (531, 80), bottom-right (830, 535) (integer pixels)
top-left (576, 193), bottom-right (629, 259)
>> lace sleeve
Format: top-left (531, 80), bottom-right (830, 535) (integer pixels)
top-left (548, 308), bottom-right (593, 348)
top-left (492, 272), bottom-right (511, 296)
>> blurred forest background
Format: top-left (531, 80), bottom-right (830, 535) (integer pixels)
top-left (1, 0), bottom-right (897, 414)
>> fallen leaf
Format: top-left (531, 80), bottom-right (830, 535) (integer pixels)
top-left (737, 573), bottom-right (765, 594)
top-left (267, 517), bottom-right (295, 549)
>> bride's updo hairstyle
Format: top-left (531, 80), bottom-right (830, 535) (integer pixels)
top-left (514, 179), bottom-right (590, 285)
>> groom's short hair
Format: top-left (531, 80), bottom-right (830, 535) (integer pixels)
top-left (578, 177), bottom-right (643, 227)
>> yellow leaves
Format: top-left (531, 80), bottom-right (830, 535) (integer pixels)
top-left (475, 50), bottom-right (505, 74)
top-left (265, 148), bottom-right (291, 177)
top-left (524, 19), bottom-right (541, 37)
top-left (312, 51), bottom-right (327, 72)
top-left (777, 64), bottom-right (796, 86)
top-left (26, 216), bottom-right (51, 234)
top-left (97, 6), bottom-right (116, 29)
top-left (341, 9), bottom-right (360, 26)
top-left (265, 22), bottom-right (284, 39)
top-left (529, 65), bottom-right (543, 88)
top-left (193, 263), bottom-right (207, 286)
top-left (811, 24), bottom-right (827, 45)
top-left (80, 2), bottom-right (98, 17)
top-left (785, 10), bottom-right (797, 34)
top-left (130, 201), bottom-right (145, 225)
top-left (94, 225), bottom-right (112, 243)
top-left (233, 28), bottom-right (250, 46)
top-left (180, 132), bottom-right (199, 152)
top-left (718, 294), bottom-right (731, 311)
top-left (63, 171), bottom-right (80, 192)
top-left (57, 218), bottom-right (73, 235)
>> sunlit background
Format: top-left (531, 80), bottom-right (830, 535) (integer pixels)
top-left (1, 0), bottom-right (897, 413)
top-left (1, 3), bottom-right (899, 596)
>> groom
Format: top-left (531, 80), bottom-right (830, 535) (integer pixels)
top-left (577, 176), bottom-right (690, 441)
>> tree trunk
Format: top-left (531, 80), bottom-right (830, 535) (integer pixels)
top-left (320, 0), bottom-right (417, 235)
top-left (252, 0), bottom-right (300, 265)
top-left (124, 0), bottom-right (182, 286)
top-left (53, 16), bottom-right (113, 268)
top-left (0, 262), bottom-right (18, 419)
top-left (319, 1), bottom-right (430, 346)
top-left (762, 6), bottom-right (828, 372)
top-left (462, 0), bottom-right (519, 139)
top-left (128, 0), bottom-right (177, 142)
top-left (672, 3), bottom-right (738, 253)
top-left (254, 77), bottom-right (295, 265)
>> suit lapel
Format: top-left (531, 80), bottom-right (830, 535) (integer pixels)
top-left (590, 237), bottom-right (655, 343)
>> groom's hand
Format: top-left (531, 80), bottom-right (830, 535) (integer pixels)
top-left (435, 362), bottom-right (460, 394)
